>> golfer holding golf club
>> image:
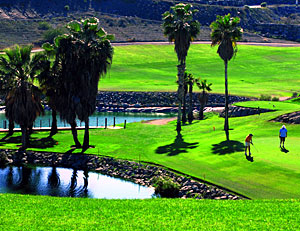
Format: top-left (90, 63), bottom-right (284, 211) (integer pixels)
top-left (245, 134), bottom-right (253, 156)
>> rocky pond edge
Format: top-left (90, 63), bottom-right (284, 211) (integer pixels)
top-left (0, 149), bottom-right (244, 200)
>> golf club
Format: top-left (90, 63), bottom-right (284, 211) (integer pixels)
top-left (252, 143), bottom-right (259, 153)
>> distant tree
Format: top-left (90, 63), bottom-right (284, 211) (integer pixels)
top-left (51, 18), bottom-right (114, 151)
top-left (196, 79), bottom-right (212, 120)
top-left (162, 3), bottom-right (200, 134)
top-left (0, 45), bottom-right (46, 148)
top-left (210, 13), bottom-right (242, 140)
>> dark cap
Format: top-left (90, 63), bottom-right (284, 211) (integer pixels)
top-left (249, 134), bottom-right (253, 136)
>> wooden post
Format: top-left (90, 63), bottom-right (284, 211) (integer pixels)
top-left (113, 117), bottom-right (116, 127)
top-left (3, 120), bottom-right (7, 129)
top-left (97, 117), bottom-right (98, 127)
top-left (105, 118), bottom-right (107, 129)
top-left (124, 120), bottom-right (127, 129)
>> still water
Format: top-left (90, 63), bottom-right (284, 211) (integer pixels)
top-left (0, 166), bottom-right (157, 199)
top-left (0, 111), bottom-right (174, 129)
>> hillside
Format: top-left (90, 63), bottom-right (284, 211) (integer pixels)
top-left (0, 0), bottom-right (300, 48)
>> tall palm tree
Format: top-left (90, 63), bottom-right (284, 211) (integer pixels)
top-left (185, 72), bottom-right (196, 124)
top-left (50, 18), bottom-right (114, 151)
top-left (196, 79), bottom-right (212, 120)
top-left (162, 3), bottom-right (200, 134)
top-left (210, 13), bottom-right (242, 140)
top-left (37, 43), bottom-right (60, 137)
top-left (0, 45), bottom-right (45, 148)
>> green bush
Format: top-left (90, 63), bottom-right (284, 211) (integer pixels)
top-left (271, 96), bottom-right (279, 101)
top-left (38, 21), bottom-right (51, 30)
top-left (261, 2), bottom-right (267, 7)
top-left (152, 176), bottom-right (180, 198)
top-left (259, 94), bottom-right (271, 101)
top-left (42, 28), bottom-right (64, 44)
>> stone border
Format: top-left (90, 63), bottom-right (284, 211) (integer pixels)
top-left (272, 111), bottom-right (300, 124)
top-left (1, 149), bottom-right (242, 200)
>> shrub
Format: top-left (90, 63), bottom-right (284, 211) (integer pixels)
top-left (261, 2), bottom-right (267, 7)
top-left (38, 21), bottom-right (51, 30)
top-left (272, 96), bottom-right (279, 101)
top-left (42, 28), bottom-right (64, 44)
top-left (292, 92), bottom-right (298, 98)
top-left (152, 176), bottom-right (180, 198)
top-left (259, 94), bottom-right (271, 101)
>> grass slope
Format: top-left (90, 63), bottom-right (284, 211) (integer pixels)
top-left (100, 44), bottom-right (300, 97)
top-left (1, 101), bottom-right (300, 199)
top-left (0, 194), bottom-right (299, 230)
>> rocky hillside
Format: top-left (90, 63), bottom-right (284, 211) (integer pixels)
top-left (0, 0), bottom-right (299, 48)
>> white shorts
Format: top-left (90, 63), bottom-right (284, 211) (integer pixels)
top-left (245, 142), bottom-right (250, 147)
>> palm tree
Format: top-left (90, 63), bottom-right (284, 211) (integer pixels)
top-left (196, 79), bottom-right (212, 120)
top-left (50, 18), bottom-right (114, 151)
top-left (0, 70), bottom-right (15, 136)
top-left (185, 73), bottom-right (196, 124)
top-left (0, 45), bottom-right (45, 148)
top-left (162, 3), bottom-right (200, 134)
top-left (210, 13), bottom-right (242, 140)
top-left (182, 76), bottom-right (188, 124)
top-left (37, 43), bottom-right (60, 137)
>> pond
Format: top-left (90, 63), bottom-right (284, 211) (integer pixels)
top-left (0, 111), bottom-right (174, 129)
top-left (0, 166), bottom-right (157, 199)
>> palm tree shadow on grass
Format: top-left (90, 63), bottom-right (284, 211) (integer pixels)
top-left (29, 136), bottom-right (58, 149)
top-left (0, 135), bottom-right (57, 149)
top-left (156, 134), bottom-right (199, 156)
top-left (212, 140), bottom-right (244, 155)
top-left (0, 136), bottom-right (22, 146)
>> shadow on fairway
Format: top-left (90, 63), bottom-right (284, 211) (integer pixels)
top-left (0, 135), bottom-right (57, 149)
top-left (245, 154), bottom-right (254, 162)
top-left (281, 147), bottom-right (289, 153)
top-left (156, 134), bottom-right (199, 156)
top-left (29, 136), bottom-right (58, 149)
top-left (212, 140), bottom-right (244, 155)
top-left (0, 135), bottom-right (22, 146)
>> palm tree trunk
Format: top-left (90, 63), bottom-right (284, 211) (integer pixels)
top-left (21, 125), bottom-right (27, 149)
top-left (82, 117), bottom-right (89, 151)
top-left (199, 104), bottom-right (204, 120)
top-left (70, 120), bottom-right (81, 148)
top-left (8, 119), bottom-right (14, 136)
top-left (176, 64), bottom-right (185, 134)
top-left (50, 109), bottom-right (58, 136)
top-left (188, 83), bottom-right (193, 124)
top-left (182, 84), bottom-right (187, 124)
top-left (224, 60), bottom-right (229, 141)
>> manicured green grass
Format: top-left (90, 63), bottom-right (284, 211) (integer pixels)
top-left (1, 100), bottom-right (300, 199)
top-left (0, 194), bottom-right (299, 230)
top-left (99, 44), bottom-right (300, 98)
